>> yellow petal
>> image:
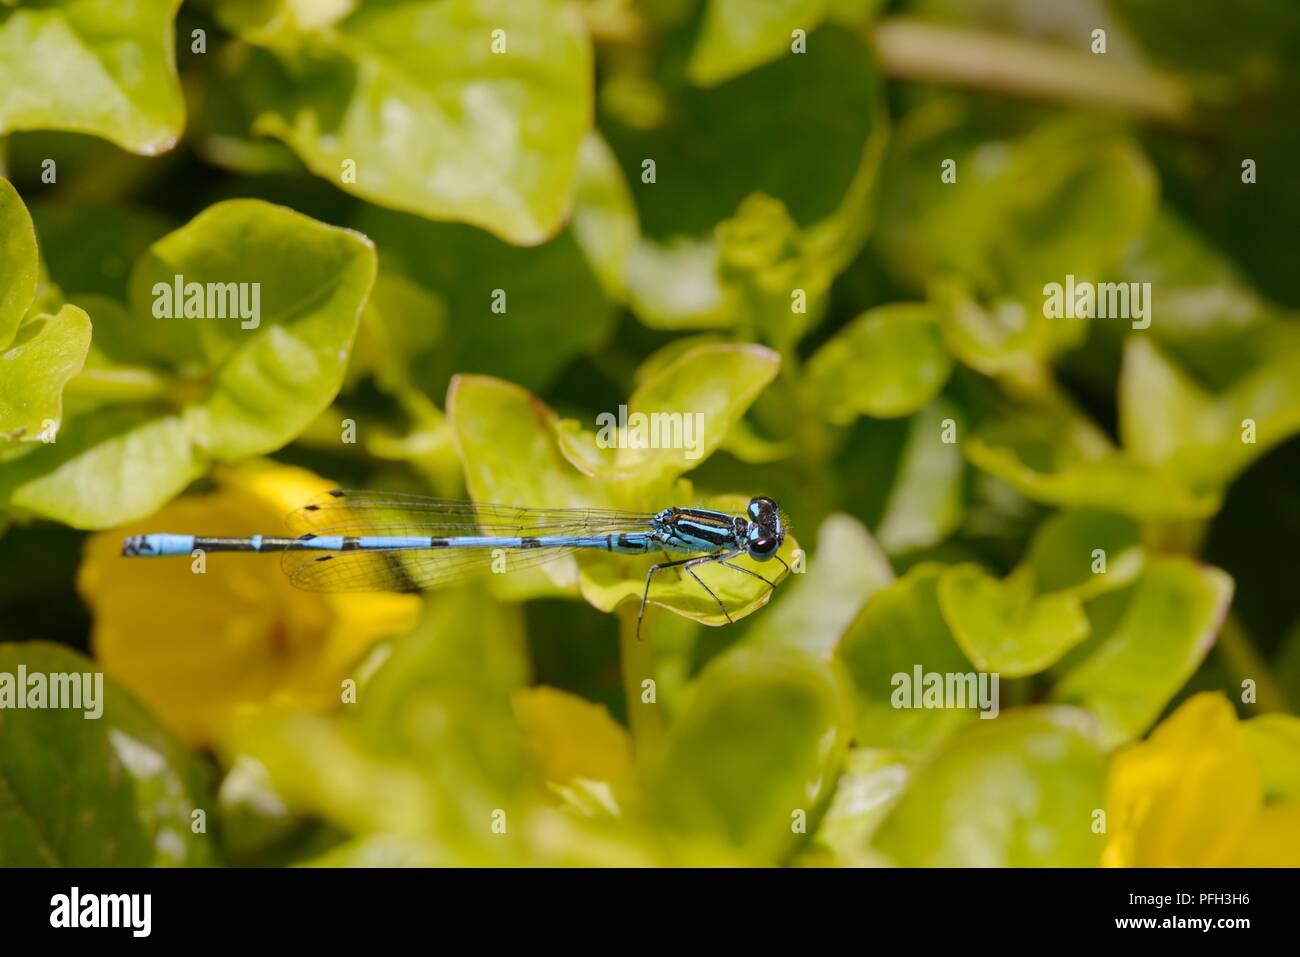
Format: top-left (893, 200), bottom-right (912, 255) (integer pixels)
top-left (80, 464), bottom-right (420, 745)
top-left (1102, 693), bottom-right (1261, 867)
top-left (512, 686), bottom-right (634, 785)
top-left (1228, 802), bottom-right (1300, 867)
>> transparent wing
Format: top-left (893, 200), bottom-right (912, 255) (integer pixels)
top-left (281, 490), bottom-right (656, 593)
top-left (285, 490), bottom-right (654, 536)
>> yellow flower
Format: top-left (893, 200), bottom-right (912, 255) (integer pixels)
top-left (1102, 692), bottom-right (1300, 867)
top-left (78, 463), bottom-right (421, 745)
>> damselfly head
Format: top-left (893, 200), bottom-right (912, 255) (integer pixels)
top-left (744, 496), bottom-right (785, 561)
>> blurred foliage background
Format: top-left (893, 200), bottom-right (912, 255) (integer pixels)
top-left (1, 0), bottom-right (1299, 867)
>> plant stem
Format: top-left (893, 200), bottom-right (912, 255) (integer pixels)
top-left (618, 603), bottom-right (664, 766)
top-left (1216, 613), bottom-right (1291, 714)
top-left (63, 366), bottom-right (172, 402)
top-left (869, 17), bottom-right (1198, 128)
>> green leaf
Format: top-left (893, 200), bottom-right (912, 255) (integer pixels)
top-left (224, 0), bottom-right (593, 244)
top-left (608, 25), bottom-right (884, 330)
top-left (554, 343), bottom-right (780, 487)
top-left (872, 707), bottom-right (1106, 866)
top-left (878, 110), bottom-right (1157, 368)
top-left (647, 646), bottom-right (849, 863)
top-left (715, 194), bottom-right (834, 350)
top-left (835, 564), bottom-right (977, 752)
top-left (607, 26), bottom-right (880, 239)
top-left (688, 0), bottom-right (831, 86)
top-left (357, 206), bottom-right (612, 392)
top-left (881, 112), bottom-right (1157, 304)
top-left (1120, 335), bottom-right (1300, 492)
top-left (1240, 714), bottom-right (1300, 802)
top-left (875, 399), bottom-right (965, 554)
top-left (1024, 508), bottom-right (1144, 600)
top-left (1, 409), bottom-right (197, 528)
top-left (4, 200), bottom-right (372, 527)
top-left (0, 176), bottom-right (38, 348)
top-left (806, 746), bottom-right (909, 866)
top-left (1051, 558), bottom-right (1234, 748)
top-left (742, 512), bottom-right (893, 658)
top-left (0, 305), bottom-right (91, 443)
top-left (571, 132), bottom-right (639, 300)
top-left (129, 199), bottom-right (376, 461)
top-left (937, 564), bottom-right (1090, 677)
top-left (688, 0), bottom-right (886, 85)
top-left (806, 303), bottom-right (953, 422)
top-left (0, 0), bottom-right (185, 154)
top-left (965, 438), bottom-right (1221, 520)
top-left (1118, 211), bottom-right (1282, 388)
top-left (448, 373), bottom-right (602, 512)
top-left (0, 642), bottom-right (216, 866)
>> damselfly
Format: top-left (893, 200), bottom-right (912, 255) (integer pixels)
top-left (121, 491), bottom-right (790, 637)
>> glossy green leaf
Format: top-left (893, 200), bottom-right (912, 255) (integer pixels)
top-left (937, 564), bottom-right (1090, 677)
top-left (872, 707), bottom-right (1106, 866)
top-left (806, 746), bottom-right (909, 866)
top-left (742, 512), bottom-right (893, 658)
top-left (554, 343), bottom-right (780, 487)
top-left (224, 0), bottom-right (593, 244)
top-left (608, 25), bottom-right (884, 330)
top-left (4, 200), bottom-right (372, 527)
top-left (1024, 508), bottom-right (1143, 599)
top-left (835, 565), bottom-right (978, 752)
top-left (875, 399), bottom-right (965, 554)
top-left (881, 112), bottom-right (1157, 302)
top-left (607, 26), bottom-right (879, 239)
top-left (715, 194), bottom-right (833, 350)
top-left (0, 0), bottom-right (184, 154)
top-left (1052, 558), bottom-right (1234, 748)
top-left (448, 373), bottom-right (604, 512)
top-left (357, 206), bottom-right (612, 392)
top-left (1118, 210), bottom-right (1284, 388)
top-left (688, 0), bottom-right (831, 86)
top-left (625, 237), bottom-right (728, 330)
top-left (647, 646), bottom-right (849, 863)
top-left (0, 305), bottom-right (91, 443)
top-left (965, 438), bottom-right (1220, 520)
top-left (571, 132), bottom-right (639, 300)
top-left (129, 199), bottom-right (376, 461)
top-left (0, 642), bottom-right (216, 866)
top-left (1, 409), bottom-right (197, 528)
top-left (1120, 335), bottom-right (1300, 492)
top-left (878, 111), bottom-right (1157, 367)
top-left (807, 303), bottom-right (953, 422)
top-left (0, 176), bottom-right (38, 348)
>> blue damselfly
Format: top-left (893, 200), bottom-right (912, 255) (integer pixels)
top-left (121, 491), bottom-right (789, 637)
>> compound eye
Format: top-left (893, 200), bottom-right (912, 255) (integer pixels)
top-left (748, 497), bottom-right (776, 522)
top-left (748, 535), bottom-right (777, 558)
